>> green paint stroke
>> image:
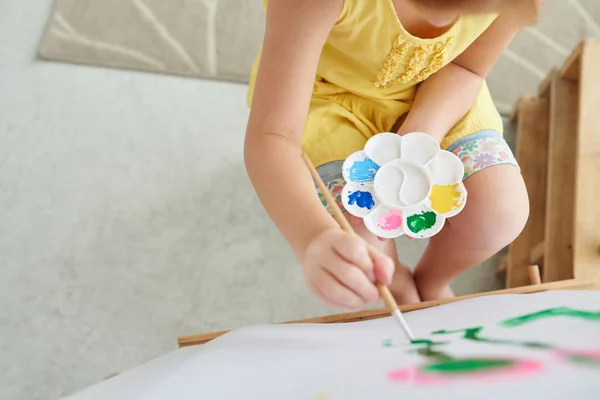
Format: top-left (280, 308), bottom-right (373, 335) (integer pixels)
top-left (406, 211), bottom-right (436, 234)
top-left (411, 339), bottom-right (444, 346)
top-left (382, 338), bottom-right (448, 348)
top-left (569, 355), bottom-right (600, 367)
top-left (431, 307), bottom-right (600, 352)
top-left (420, 358), bottom-right (515, 375)
top-left (433, 326), bottom-right (552, 350)
top-left (383, 338), bottom-right (453, 360)
top-left (416, 347), bottom-right (454, 361)
top-left (500, 307), bottom-right (600, 328)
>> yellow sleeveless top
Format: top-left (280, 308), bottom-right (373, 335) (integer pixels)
top-left (247, 0), bottom-right (503, 167)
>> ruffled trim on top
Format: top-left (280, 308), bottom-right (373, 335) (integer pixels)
top-left (375, 35), bottom-right (455, 88)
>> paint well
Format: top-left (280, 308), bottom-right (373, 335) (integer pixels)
top-left (348, 159), bottom-right (379, 183)
top-left (374, 160), bottom-right (430, 208)
top-left (430, 184), bottom-right (464, 214)
top-left (377, 210), bottom-right (402, 231)
top-left (401, 133), bottom-right (439, 166)
top-left (426, 151), bottom-right (464, 185)
top-left (363, 206), bottom-right (405, 239)
top-left (364, 132), bottom-right (403, 166)
top-left (406, 211), bottom-right (437, 234)
top-left (347, 190), bottom-right (375, 210)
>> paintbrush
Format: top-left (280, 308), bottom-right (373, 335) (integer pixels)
top-left (301, 153), bottom-right (416, 341)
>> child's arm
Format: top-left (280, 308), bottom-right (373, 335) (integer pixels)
top-left (397, 14), bottom-right (521, 141)
top-left (244, 0), bottom-right (394, 310)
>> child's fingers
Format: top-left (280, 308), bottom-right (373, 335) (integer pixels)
top-left (367, 246), bottom-right (395, 286)
top-left (314, 268), bottom-right (365, 310)
top-left (323, 255), bottom-right (379, 303)
top-left (331, 233), bottom-right (373, 274)
top-left (309, 281), bottom-right (355, 311)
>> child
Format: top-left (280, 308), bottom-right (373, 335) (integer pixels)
top-left (244, 0), bottom-right (538, 310)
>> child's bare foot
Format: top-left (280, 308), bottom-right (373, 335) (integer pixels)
top-left (388, 264), bottom-right (421, 305)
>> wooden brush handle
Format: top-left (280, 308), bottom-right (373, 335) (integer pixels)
top-left (377, 284), bottom-right (399, 312)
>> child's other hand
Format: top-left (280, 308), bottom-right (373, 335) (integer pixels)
top-left (303, 229), bottom-right (395, 310)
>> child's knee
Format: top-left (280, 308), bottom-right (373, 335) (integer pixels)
top-left (460, 166), bottom-right (529, 249)
top-left (483, 178), bottom-right (529, 247)
top-left (496, 191), bottom-right (529, 243)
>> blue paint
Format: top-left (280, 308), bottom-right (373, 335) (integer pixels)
top-left (348, 159), bottom-right (379, 183)
top-left (348, 191), bottom-right (375, 210)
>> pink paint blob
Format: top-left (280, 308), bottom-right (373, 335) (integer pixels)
top-left (387, 360), bottom-right (543, 385)
top-left (377, 210), bottom-right (402, 231)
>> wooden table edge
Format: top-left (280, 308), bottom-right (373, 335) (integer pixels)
top-left (178, 279), bottom-right (598, 347)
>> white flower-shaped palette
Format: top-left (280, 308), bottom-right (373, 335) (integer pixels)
top-left (341, 132), bottom-right (467, 239)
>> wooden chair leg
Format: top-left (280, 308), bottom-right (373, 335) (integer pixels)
top-left (528, 265), bottom-right (542, 285)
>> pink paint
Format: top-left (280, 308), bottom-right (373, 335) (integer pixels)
top-left (388, 360), bottom-right (543, 385)
top-left (377, 210), bottom-right (402, 231)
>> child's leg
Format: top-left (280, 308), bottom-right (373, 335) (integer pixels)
top-left (413, 132), bottom-right (529, 300)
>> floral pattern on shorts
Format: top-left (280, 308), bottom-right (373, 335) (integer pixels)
top-left (317, 179), bottom-right (346, 213)
top-left (448, 131), bottom-right (519, 180)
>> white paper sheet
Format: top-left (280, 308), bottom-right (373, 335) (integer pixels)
top-left (66, 291), bottom-right (600, 400)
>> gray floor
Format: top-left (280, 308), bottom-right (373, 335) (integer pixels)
top-left (1, 2), bottom-right (510, 399)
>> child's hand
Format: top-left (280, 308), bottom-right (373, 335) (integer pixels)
top-left (303, 229), bottom-right (395, 310)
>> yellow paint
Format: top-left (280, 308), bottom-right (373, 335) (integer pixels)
top-left (430, 183), bottom-right (464, 214)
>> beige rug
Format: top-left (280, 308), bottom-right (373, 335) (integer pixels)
top-left (39, 0), bottom-right (600, 113)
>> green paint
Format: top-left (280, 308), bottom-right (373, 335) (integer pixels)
top-left (411, 339), bottom-right (444, 346)
top-left (432, 307), bottom-right (600, 351)
top-left (433, 326), bottom-right (552, 350)
top-left (416, 347), bottom-right (454, 361)
top-left (383, 338), bottom-right (448, 348)
top-left (500, 307), bottom-right (600, 328)
top-left (420, 358), bottom-right (515, 375)
top-left (568, 355), bottom-right (600, 367)
top-left (383, 307), bottom-right (600, 374)
top-left (406, 211), bottom-right (437, 233)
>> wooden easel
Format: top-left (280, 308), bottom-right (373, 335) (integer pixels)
top-left (499, 39), bottom-right (600, 288)
top-left (178, 269), bottom-right (597, 347)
